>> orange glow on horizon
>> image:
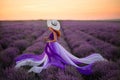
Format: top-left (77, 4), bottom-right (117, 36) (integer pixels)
top-left (0, 0), bottom-right (120, 20)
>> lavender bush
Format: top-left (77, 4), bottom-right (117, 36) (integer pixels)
top-left (9, 39), bottom-right (31, 52)
top-left (91, 61), bottom-right (120, 80)
top-left (38, 65), bottom-right (84, 80)
top-left (0, 47), bottom-right (19, 68)
top-left (23, 42), bottom-right (45, 54)
top-left (0, 37), bottom-right (13, 49)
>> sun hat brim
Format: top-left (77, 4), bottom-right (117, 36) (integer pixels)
top-left (47, 20), bottom-right (60, 30)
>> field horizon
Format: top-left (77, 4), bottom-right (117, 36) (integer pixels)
top-left (0, 18), bottom-right (120, 22)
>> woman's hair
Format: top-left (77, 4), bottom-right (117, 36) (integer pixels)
top-left (53, 29), bottom-right (61, 38)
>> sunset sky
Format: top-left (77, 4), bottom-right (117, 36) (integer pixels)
top-left (0, 0), bottom-right (120, 20)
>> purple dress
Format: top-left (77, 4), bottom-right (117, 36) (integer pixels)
top-left (15, 33), bottom-right (106, 75)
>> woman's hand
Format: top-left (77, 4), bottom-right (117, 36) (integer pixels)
top-left (44, 37), bottom-right (49, 41)
top-left (46, 40), bottom-right (56, 43)
top-left (43, 37), bottom-right (53, 43)
top-left (46, 40), bottom-right (51, 43)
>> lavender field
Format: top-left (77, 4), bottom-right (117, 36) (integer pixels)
top-left (0, 20), bottom-right (120, 80)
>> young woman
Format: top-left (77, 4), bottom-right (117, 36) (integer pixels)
top-left (15, 20), bottom-right (107, 75)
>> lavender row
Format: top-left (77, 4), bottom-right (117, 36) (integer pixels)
top-left (78, 25), bottom-right (120, 47)
top-left (62, 25), bottom-right (120, 61)
top-left (61, 21), bottom-right (120, 47)
top-left (61, 26), bottom-right (100, 58)
top-left (0, 20), bottom-right (47, 51)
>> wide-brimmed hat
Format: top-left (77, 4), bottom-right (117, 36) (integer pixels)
top-left (47, 20), bottom-right (60, 30)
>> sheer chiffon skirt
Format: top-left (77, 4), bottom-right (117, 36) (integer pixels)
top-left (15, 42), bottom-right (107, 75)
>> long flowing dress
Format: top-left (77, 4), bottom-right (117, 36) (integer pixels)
top-left (15, 33), bottom-right (106, 75)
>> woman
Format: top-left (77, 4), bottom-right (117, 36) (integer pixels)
top-left (15, 20), bottom-right (107, 75)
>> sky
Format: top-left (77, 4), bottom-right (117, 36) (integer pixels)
top-left (0, 0), bottom-right (120, 20)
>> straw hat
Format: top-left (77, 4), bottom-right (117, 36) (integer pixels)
top-left (47, 20), bottom-right (60, 30)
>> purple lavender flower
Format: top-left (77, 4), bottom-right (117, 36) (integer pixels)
top-left (9, 39), bottom-right (30, 51)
